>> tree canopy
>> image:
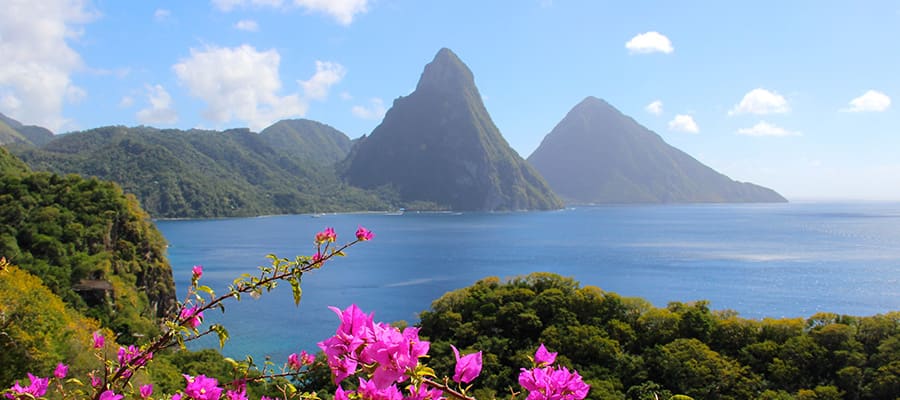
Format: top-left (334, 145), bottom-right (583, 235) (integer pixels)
top-left (418, 273), bottom-right (900, 400)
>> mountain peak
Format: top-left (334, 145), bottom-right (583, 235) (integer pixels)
top-left (343, 48), bottom-right (561, 211)
top-left (415, 48), bottom-right (476, 94)
top-left (528, 97), bottom-right (787, 204)
top-left (570, 96), bottom-right (618, 115)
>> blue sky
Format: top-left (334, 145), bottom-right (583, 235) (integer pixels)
top-left (1, 1), bottom-right (898, 201)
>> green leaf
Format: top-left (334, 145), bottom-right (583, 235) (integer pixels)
top-left (291, 279), bottom-right (303, 306)
top-left (415, 365), bottom-right (437, 378)
top-left (196, 285), bottom-right (215, 298)
top-left (212, 324), bottom-right (230, 348)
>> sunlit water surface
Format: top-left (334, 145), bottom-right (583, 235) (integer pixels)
top-left (156, 203), bottom-right (900, 361)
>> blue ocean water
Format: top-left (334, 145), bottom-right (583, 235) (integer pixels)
top-left (156, 203), bottom-right (900, 362)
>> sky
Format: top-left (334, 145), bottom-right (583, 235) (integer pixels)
top-left (1, 1), bottom-right (898, 201)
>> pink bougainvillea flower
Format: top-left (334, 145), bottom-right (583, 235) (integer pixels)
top-left (90, 373), bottom-right (101, 388)
top-left (315, 227), bottom-right (337, 244)
top-left (192, 265), bottom-right (203, 279)
top-left (355, 226), bottom-right (374, 241)
top-left (140, 384), bottom-right (153, 399)
top-left (93, 331), bottom-right (105, 349)
top-left (450, 345), bottom-right (482, 384)
top-left (518, 365), bottom-right (590, 400)
top-left (117, 345), bottom-right (152, 368)
top-left (180, 306), bottom-right (204, 329)
top-left (183, 374), bottom-right (222, 400)
top-left (225, 389), bottom-right (247, 400)
top-left (299, 350), bottom-right (314, 366)
top-left (99, 391), bottom-right (123, 400)
top-left (171, 394), bottom-right (182, 400)
top-left (357, 378), bottom-right (403, 400)
top-left (7, 374), bottom-right (49, 398)
top-left (333, 387), bottom-right (350, 400)
top-left (361, 324), bottom-right (430, 389)
top-left (407, 383), bottom-right (444, 400)
top-left (54, 363), bottom-right (68, 379)
top-left (287, 353), bottom-right (302, 370)
top-left (312, 252), bottom-right (325, 265)
top-left (317, 304), bottom-right (376, 384)
top-left (534, 343), bottom-right (557, 367)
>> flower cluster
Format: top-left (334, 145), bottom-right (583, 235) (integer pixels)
top-left (318, 305), bottom-right (430, 387)
top-left (317, 305), bottom-right (442, 399)
top-left (518, 345), bottom-right (590, 400)
top-left (116, 345), bottom-right (153, 378)
top-left (315, 227), bottom-right (337, 244)
top-left (287, 351), bottom-right (314, 371)
top-left (5, 374), bottom-right (48, 399)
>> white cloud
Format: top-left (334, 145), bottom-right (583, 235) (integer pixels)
top-left (211, 0), bottom-right (283, 11)
top-left (212, 0), bottom-right (368, 25)
top-left (668, 114), bottom-right (699, 133)
top-left (154, 8), bottom-right (171, 21)
top-left (119, 96), bottom-right (134, 108)
top-left (625, 31), bottom-right (674, 54)
top-left (352, 98), bottom-right (386, 120)
top-left (136, 84), bottom-right (178, 125)
top-left (174, 45), bottom-right (343, 131)
top-left (234, 19), bottom-right (259, 31)
top-left (729, 88), bottom-right (790, 115)
top-left (645, 100), bottom-right (663, 115)
top-left (339, 91), bottom-right (353, 100)
top-left (737, 121), bottom-right (801, 137)
top-left (294, 0), bottom-right (368, 25)
top-left (0, 0), bottom-right (98, 131)
top-left (299, 61), bottom-right (346, 100)
top-left (842, 90), bottom-right (891, 112)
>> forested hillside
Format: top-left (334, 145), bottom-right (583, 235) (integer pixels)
top-left (417, 273), bottom-right (900, 400)
top-left (0, 149), bottom-right (176, 342)
top-left (11, 125), bottom-right (390, 218)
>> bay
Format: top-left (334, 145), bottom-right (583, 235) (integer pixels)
top-left (156, 202), bottom-right (900, 362)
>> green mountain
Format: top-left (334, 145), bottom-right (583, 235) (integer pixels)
top-left (0, 112), bottom-right (54, 146)
top-left (10, 125), bottom-right (389, 218)
top-left (528, 97), bottom-right (787, 204)
top-left (342, 48), bottom-right (562, 211)
top-left (259, 119), bottom-right (352, 165)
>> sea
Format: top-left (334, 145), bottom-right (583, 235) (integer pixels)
top-left (156, 202), bottom-right (900, 362)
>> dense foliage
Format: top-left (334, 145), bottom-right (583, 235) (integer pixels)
top-left (0, 263), bottom-right (104, 386)
top-left (259, 119), bottom-right (353, 165)
top-left (419, 273), bottom-right (900, 399)
top-left (0, 146), bottom-right (29, 175)
top-left (10, 125), bottom-right (391, 218)
top-left (0, 169), bottom-right (176, 343)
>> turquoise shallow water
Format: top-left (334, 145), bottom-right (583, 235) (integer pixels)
top-left (156, 203), bottom-right (900, 361)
